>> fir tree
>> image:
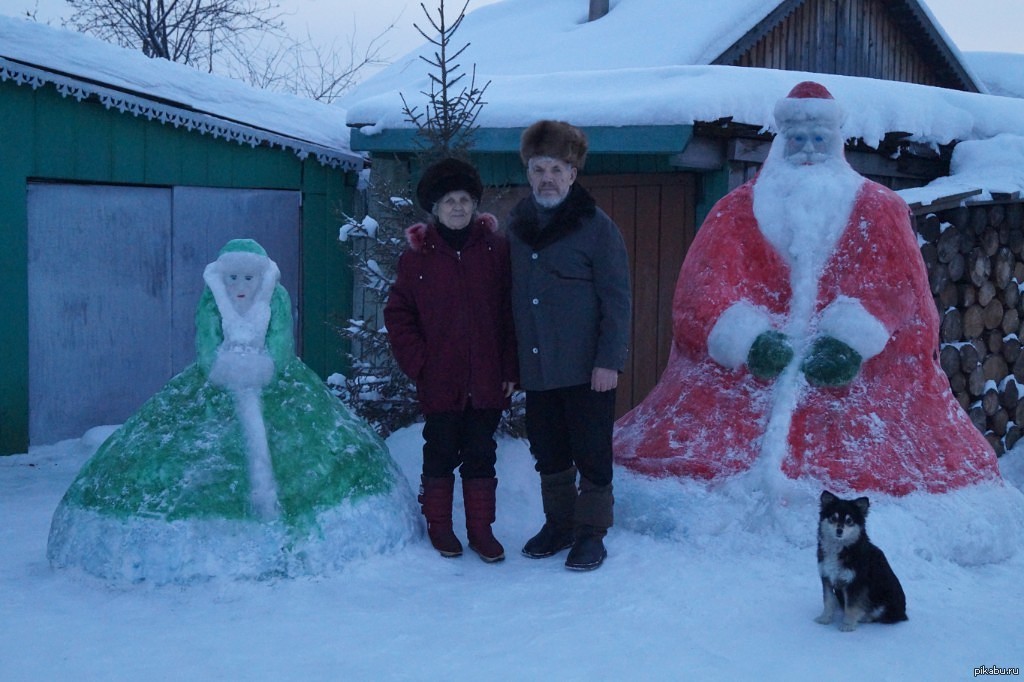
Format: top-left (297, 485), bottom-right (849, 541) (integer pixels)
top-left (400, 0), bottom-right (489, 163)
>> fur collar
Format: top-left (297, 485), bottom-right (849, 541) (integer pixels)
top-left (508, 183), bottom-right (597, 250)
top-left (404, 212), bottom-right (499, 252)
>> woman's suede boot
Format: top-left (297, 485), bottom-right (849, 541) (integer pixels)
top-left (565, 477), bottom-right (613, 571)
top-left (522, 467), bottom-right (577, 558)
top-left (462, 477), bottom-right (505, 562)
top-left (418, 476), bottom-right (463, 557)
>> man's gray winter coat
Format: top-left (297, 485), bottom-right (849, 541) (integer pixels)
top-left (507, 183), bottom-right (632, 391)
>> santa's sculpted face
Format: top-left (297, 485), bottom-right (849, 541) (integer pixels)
top-left (528, 156), bottom-right (577, 208)
top-left (781, 121), bottom-right (839, 166)
top-left (223, 263), bottom-right (262, 314)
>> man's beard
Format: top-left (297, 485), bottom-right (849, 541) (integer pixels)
top-left (533, 186), bottom-right (569, 209)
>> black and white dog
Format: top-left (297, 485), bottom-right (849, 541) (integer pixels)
top-left (815, 490), bottom-right (907, 631)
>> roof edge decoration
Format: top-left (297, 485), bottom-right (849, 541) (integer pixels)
top-left (0, 56), bottom-right (362, 171)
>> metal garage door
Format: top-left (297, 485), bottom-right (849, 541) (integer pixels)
top-left (28, 183), bottom-right (301, 444)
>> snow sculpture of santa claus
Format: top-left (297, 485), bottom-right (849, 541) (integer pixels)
top-left (614, 81), bottom-right (1000, 496)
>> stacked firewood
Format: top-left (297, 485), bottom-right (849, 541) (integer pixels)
top-left (917, 201), bottom-right (1024, 455)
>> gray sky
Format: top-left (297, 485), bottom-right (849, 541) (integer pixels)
top-left (6, 0), bottom-right (1024, 77)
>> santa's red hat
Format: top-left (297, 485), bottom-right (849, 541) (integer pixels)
top-left (773, 81), bottom-right (844, 129)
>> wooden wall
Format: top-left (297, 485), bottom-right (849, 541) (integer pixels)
top-left (588, 174), bottom-right (698, 417)
top-left (722, 0), bottom-right (964, 89)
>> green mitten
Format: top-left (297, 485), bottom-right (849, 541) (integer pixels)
top-left (801, 336), bottom-right (862, 387)
top-left (747, 330), bottom-right (794, 380)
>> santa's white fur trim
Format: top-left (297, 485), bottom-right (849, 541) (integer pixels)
top-left (817, 296), bottom-right (890, 360)
top-left (774, 96), bottom-right (845, 130)
top-left (708, 301), bottom-right (775, 369)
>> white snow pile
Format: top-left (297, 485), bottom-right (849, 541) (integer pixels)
top-left (899, 133), bottom-right (1024, 207)
top-left (965, 51), bottom-right (1024, 99)
top-left (615, 466), bottom-right (1024, 568)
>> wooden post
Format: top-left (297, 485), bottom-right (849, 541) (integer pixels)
top-left (589, 0), bottom-right (609, 21)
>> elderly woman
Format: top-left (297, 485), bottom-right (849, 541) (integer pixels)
top-left (384, 158), bottom-right (518, 562)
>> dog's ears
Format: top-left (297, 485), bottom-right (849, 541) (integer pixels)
top-left (854, 496), bottom-right (870, 516)
top-left (819, 490), bottom-right (837, 507)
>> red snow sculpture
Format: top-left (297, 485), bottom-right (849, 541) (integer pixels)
top-left (613, 82), bottom-right (1000, 495)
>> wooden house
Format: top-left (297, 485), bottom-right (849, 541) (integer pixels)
top-left (342, 0), bottom-right (1024, 418)
top-left (0, 16), bottom-right (362, 454)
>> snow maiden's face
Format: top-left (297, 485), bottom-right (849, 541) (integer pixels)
top-left (781, 122), bottom-right (839, 166)
top-left (222, 262), bottom-right (263, 314)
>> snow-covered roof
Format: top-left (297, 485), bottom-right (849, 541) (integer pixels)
top-left (0, 14), bottom-right (361, 170)
top-left (341, 0), bottom-right (1024, 208)
top-left (964, 52), bottom-right (1024, 99)
top-left (900, 134), bottom-right (1024, 208)
top-left (342, 0), bottom-right (1021, 150)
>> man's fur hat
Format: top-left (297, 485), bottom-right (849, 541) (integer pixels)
top-left (416, 157), bottom-right (483, 211)
top-left (520, 120), bottom-right (588, 169)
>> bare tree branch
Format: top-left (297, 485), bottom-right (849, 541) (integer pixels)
top-left (58, 0), bottom-right (389, 100)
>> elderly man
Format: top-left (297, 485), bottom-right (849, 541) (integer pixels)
top-left (614, 82), bottom-right (999, 496)
top-left (507, 120), bottom-right (632, 571)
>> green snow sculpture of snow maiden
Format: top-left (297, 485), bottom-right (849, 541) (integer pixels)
top-left (47, 239), bottom-right (418, 583)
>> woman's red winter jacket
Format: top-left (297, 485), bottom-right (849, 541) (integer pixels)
top-left (384, 213), bottom-right (518, 414)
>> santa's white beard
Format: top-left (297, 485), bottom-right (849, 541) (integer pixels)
top-left (753, 156), bottom-right (862, 278)
top-left (752, 153), bottom-right (864, 357)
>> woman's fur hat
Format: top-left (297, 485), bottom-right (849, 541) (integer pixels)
top-left (520, 120), bottom-right (588, 169)
top-left (416, 157), bottom-right (483, 211)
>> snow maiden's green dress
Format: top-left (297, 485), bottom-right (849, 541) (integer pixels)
top-left (47, 239), bottom-right (417, 583)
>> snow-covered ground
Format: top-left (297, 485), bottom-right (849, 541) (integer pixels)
top-left (2, 424), bottom-right (1022, 680)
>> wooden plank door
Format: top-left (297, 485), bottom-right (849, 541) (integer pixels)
top-left (586, 173), bottom-right (697, 416)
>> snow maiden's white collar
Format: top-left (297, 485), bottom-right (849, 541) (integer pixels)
top-left (203, 251), bottom-right (280, 351)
